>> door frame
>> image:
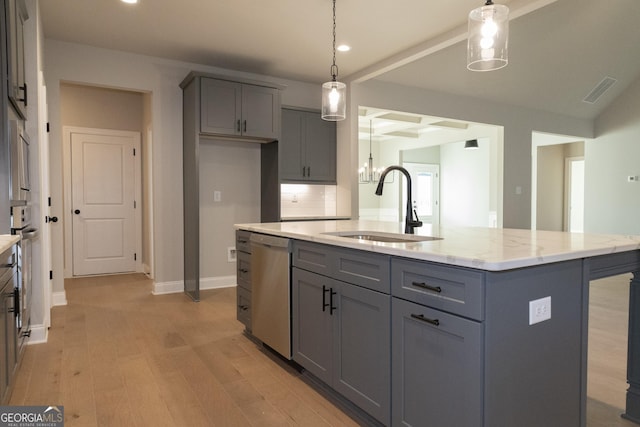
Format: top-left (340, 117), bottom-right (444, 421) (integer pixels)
top-left (564, 156), bottom-right (585, 232)
top-left (63, 126), bottom-right (142, 278)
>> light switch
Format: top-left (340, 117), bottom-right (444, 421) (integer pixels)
top-left (214, 191), bottom-right (222, 202)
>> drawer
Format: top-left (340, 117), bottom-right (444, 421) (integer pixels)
top-left (237, 287), bottom-right (251, 330)
top-left (293, 240), bottom-right (390, 293)
top-left (237, 251), bottom-right (251, 291)
top-left (236, 230), bottom-right (252, 254)
top-left (392, 258), bottom-right (484, 320)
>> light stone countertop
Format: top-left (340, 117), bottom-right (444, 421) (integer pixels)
top-left (235, 220), bottom-right (640, 271)
top-left (0, 234), bottom-right (20, 254)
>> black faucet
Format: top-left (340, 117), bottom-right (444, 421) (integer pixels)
top-left (375, 166), bottom-right (423, 234)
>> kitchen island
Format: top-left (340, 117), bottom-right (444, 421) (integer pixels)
top-left (235, 220), bottom-right (640, 427)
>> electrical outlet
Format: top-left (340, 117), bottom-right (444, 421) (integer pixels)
top-left (227, 247), bottom-right (237, 262)
top-left (529, 296), bottom-right (551, 325)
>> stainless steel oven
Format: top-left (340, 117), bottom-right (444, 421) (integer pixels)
top-left (10, 205), bottom-right (36, 353)
top-left (9, 119), bottom-right (30, 203)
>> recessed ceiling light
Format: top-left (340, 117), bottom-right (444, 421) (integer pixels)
top-left (121, 0), bottom-right (138, 4)
top-left (337, 45), bottom-right (351, 52)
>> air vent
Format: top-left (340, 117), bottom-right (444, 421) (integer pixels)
top-left (583, 76), bottom-right (617, 104)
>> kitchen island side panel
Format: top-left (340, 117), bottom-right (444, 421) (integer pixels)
top-left (483, 260), bottom-right (584, 427)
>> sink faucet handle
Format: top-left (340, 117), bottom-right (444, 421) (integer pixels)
top-left (411, 209), bottom-right (423, 228)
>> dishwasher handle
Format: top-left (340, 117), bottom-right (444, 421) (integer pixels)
top-left (250, 233), bottom-right (291, 250)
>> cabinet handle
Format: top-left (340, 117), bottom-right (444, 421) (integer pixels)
top-left (243, 120), bottom-right (247, 132)
top-left (239, 305), bottom-right (249, 311)
top-left (302, 166), bottom-right (306, 177)
top-left (239, 268), bottom-right (249, 273)
top-left (237, 120), bottom-right (241, 132)
top-left (412, 281), bottom-right (442, 293)
top-left (322, 285), bottom-right (330, 312)
top-left (19, 83), bottom-right (27, 106)
top-left (307, 166), bottom-right (311, 177)
top-left (329, 288), bottom-right (337, 315)
top-left (411, 313), bottom-right (440, 326)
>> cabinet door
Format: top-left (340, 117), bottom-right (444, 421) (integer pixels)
top-left (200, 78), bottom-right (242, 135)
top-left (392, 297), bottom-right (483, 427)
top-left (279, 109), bottom-right (305, 181)
top-left (292, 268), bottom-right (335, 384)
top-left (242, 85), bottom-right (279, 140)
top-left (334, 283), bottom-right (391, 425)
top-left (7, 0), bottom-right (28, 118)
top-left (305, 114), bottom-right (336, 183)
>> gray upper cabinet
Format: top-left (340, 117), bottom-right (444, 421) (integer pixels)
top-left (200, 77), bottom-right (279, 141)
top-left (6, 0), bottom-right (28, 119)
top-left (280, 108), bottom-right (336, 183)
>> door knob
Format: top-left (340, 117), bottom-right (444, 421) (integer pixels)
top-left (46, 216), bottom-right (58, 223)
top-left (74, 209), bottom-right (81, 215)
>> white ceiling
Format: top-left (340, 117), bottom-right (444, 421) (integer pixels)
top-left (39, 0), bottom-right (640, 121)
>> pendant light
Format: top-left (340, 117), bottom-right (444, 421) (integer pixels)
top-left (467, 0), bottom-right (509, 72)
top-left (321, 0), bottom-right (346, 121)
top-left (359, 120), bottom-right (382, 183)
top-left (464, 139), bottom-right (479, 149)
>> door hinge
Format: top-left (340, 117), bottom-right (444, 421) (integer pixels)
top-left (133, 148), bottom-right (136, 156)
top-left (48, 196), bottom-right (52, 207)
top-left (46, 122), bottom-right (50, 133)
top-left (134, 253), bottom-right (137, 261)
top-left (49, 270), bottom-right (53, 280)
top-left (134, 200), bottom-right (136, 209)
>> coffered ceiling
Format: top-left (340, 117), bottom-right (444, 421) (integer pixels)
top-left (39, 0), bottom-right (640, 121)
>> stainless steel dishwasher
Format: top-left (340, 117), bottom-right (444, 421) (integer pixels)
top-left (250, 233), bottom-right (292, 359)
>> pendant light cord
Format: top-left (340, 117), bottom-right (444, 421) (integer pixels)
top-left (330, 0), bottom-right (338, 81)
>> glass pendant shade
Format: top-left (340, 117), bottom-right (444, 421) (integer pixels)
top-left (322, 80), bottom-right (347, 121)
top-left (467, 2), bottom-right (509, 71)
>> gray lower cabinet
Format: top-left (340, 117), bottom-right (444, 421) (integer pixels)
top-left (292, 267), bottom-right (391, 425)
top-left (236, 231), bottom-right (252, 331)
top-left (280, 108), bottom-right (336, 183)
top-left (391, 297), bottom-right (483, 427)
top-left (0, 244), bottom-right (18, 404)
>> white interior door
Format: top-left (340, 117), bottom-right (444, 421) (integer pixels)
top-left (71, 130), bottom-right (139, 275)
top-left (402, 162), bottom-right (440, 227)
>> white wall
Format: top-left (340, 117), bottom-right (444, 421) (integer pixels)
top-left (587, 76), bottom-right (640, 235)
top-left (43, 39), bottom-right (321, 295)
top-left (440, 139), bottom-right (491, 227)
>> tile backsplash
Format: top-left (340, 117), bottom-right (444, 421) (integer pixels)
top-left (280, 184), bottom-right (337, 218)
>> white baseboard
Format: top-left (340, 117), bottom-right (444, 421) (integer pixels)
top-left (52, 291), bottom-right (67, 306)
top-left (152, 275), bottom-right (237, 295)
top-left (27, 323), bottom-right (48, 344)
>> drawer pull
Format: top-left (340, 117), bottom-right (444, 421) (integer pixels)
top-left (239, 268), bottom-right (249, 273)
top-left (412, 281), bottom-right (442, 293)
top-left (411, 313), bottom-right (440, 326)
top-left (239, 305), bottom-right (249, 311)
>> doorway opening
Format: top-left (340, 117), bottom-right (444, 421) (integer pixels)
top-left (59, 83), bottom-right (153, 279)
top-left (531, 132), bottom-right (585, 232)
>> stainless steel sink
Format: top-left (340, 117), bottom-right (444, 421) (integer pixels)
top-left (323, 231), bottom-right (442, 243)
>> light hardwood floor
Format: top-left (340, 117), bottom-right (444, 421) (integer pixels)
top-left (8, 273), bottom-right (640, 426)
